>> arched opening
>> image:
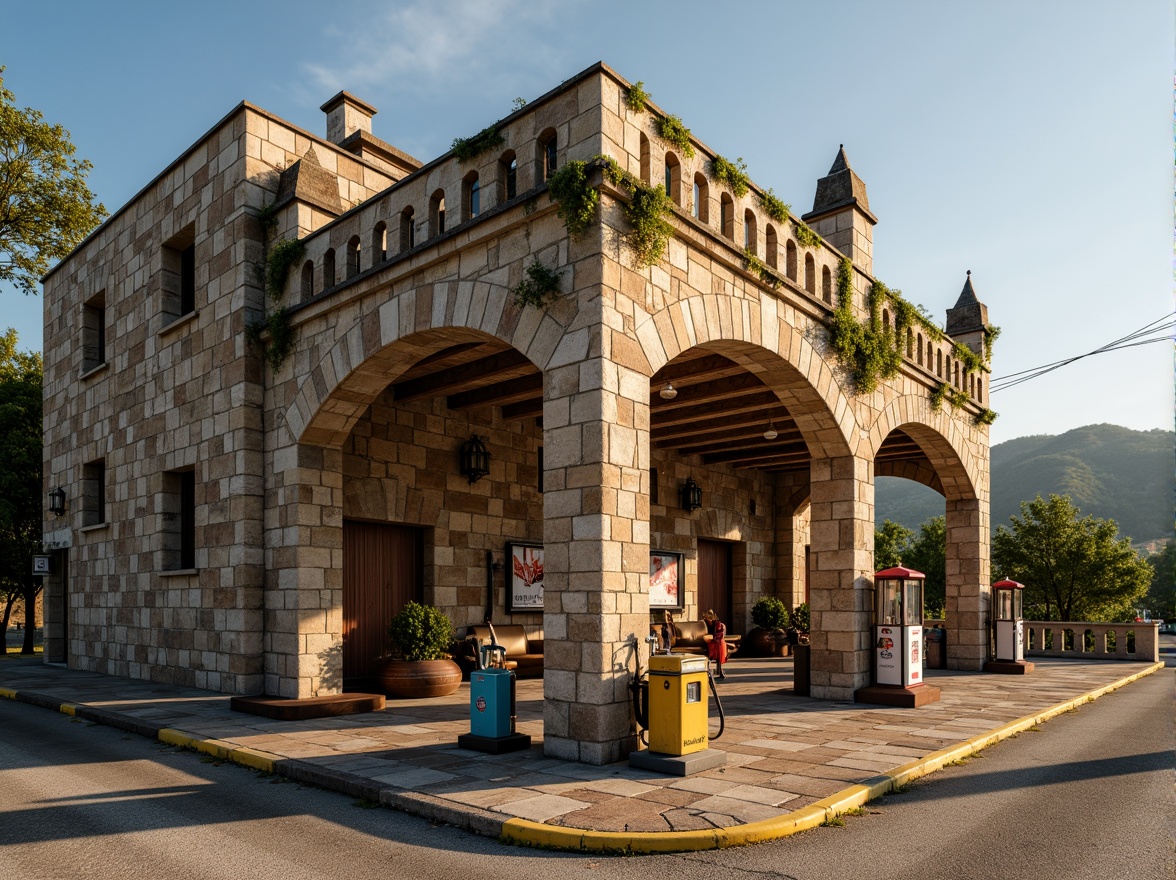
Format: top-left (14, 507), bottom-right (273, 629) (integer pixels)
top-left (429, 190), bottom-right (446, 238)
top-left (462, 171), bottom-right (480, 222)
top-left (692, 172), bottom-right (708, 222)
top-left (765, 225), bottom-right (778, 269)
top-left (786, 240), bottom-right (797, 281)
top-left (537, 128), bottom-right (557, 181)
top-left (372, 221), bottom-right (387, 265)
top-left (907, 329), bottom-right (914, 359)
top-left (936, 349), bottom-right (942, 377)
top-left (664, 152), bottom-right (681, 205)
top-left (917, 333), bottom-right (924, 366)
top-left (400, 206), bottom-right (415, 251)
top-left (744, 209), bottom-right (757, 255)
top-left (300, 260), bottom-right (314, 303)
top-left (720, 193), bottom-right (734, 239)
top-left (498, 150), bottom-right (517, 202)
top-left (804, 253), bottom-right (815, 294)
top-left (322, 248), bottom-right (336, 292)
top-left (347, 235), bottom-right (361, 279)
top-left (821, 266), bottom-right (832, 304)
top-left (639, 133), bottom-right (650, 184)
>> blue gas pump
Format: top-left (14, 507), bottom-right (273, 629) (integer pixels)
top-left (457, 637), bottom-right (531, 754)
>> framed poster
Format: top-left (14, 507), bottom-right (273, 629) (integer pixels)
top-left (506, 542), bottom-right (544, 612)
top-left (649, 550), bottom-right (684, 610)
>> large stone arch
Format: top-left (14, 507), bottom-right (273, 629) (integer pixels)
top-left (288, 279), bottom-right (572, 449)
top-left (867, 393), bottom-right (982, 502)
top-left (634, 290), bottom-right (857, 461)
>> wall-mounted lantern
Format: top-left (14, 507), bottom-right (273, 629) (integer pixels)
top-left (48, 486), bottom-right (66, 517)
top-left (680, 476), bottom-right (703, 511)
top-left (460, 435), bottom-right (491, 484)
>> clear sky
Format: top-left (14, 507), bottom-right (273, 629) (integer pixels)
top-left (2, 0), bottom-right (1171, 444)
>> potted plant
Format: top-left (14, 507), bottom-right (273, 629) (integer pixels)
top-left (788, 602), bottom-right (811, 646)
top-left (377, 601), bottom-right (463, 699)
top-left (747, 596), bottom-right (791, 657)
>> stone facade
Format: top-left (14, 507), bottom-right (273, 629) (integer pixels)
top-left (43, 63), bottom-right (993, 763)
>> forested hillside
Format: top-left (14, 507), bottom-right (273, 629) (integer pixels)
top-left (875, 424), bottom-right (1173, 545)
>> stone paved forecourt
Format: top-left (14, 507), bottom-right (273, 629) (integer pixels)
top-left (0, 655), bottom-right (1161, 852)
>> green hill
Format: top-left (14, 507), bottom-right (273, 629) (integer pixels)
top-left (876, 424), bottom-right (1174, 545)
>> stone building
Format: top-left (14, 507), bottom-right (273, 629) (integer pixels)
top-left (41, 63), bottom-right (993, 764)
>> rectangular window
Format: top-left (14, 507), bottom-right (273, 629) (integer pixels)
top-left (650, 467), bottom-right (659, 505)
top-left (162, 468), bottom-right (196, 570)
top-left (82, 459), bottom-right (105, 527)
top-left (82, 291), bottom-right (106, 373)
top-left (161, 225), bottom-right (196, 325)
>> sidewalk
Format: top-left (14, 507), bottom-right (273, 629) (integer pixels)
top-left (0, 653), bottom-right (1163, 852)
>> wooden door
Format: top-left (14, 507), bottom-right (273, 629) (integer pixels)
top-left (343, 520), bottom-right (422, 685)
top-left (697, 539), bottom-right (732, 626)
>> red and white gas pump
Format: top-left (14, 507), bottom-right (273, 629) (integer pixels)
top-left (855, 565), bottom-right (942, 708)
top-left (984, 579), bottom-right (1035, 674)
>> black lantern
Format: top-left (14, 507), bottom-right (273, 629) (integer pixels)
top-left (680, 476), bottom-right (703, 511)
top-left (460, 435), bottom-right (491, 484)
top-left (48, 486), bottom-right (66, 517)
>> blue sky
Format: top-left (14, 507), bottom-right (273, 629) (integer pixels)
top-left (2, 0), bottom-right (1171, 444)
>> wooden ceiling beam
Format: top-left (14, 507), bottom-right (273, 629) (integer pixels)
top-left (501, 397), bottom-right (543, 420)
top-left (651, 409), bottom-right (794, 443)
top-left (394, 348), bottom-right (533, 402)
top-left (702, 440), bottom-right (809, 466)
top-left (650, 372), bottom-right (767, 411)
top-left (675, 429), bottom-right (805, 457)
top-left (446, 373), bottom-right (543, 410)
top-left (651, 354), bottom-right (745, 388)
top-left (650, 391), bottom-right (780, 428)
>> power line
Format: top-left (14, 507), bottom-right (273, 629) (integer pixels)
top-left (989, 312), bottom-right (1175, 393)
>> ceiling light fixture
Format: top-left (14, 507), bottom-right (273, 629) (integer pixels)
top-left (763, 420), bottom-right (778, 441)
top-left (659, 383), bottom-right (677, 400)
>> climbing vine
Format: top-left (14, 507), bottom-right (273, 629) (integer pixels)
top-left (546, 160), bottom-right (600, 238)
top-left (246, 205), bottom-right (304, 372)
top-left (794, 222), bottom-right (822, 249)
top-left (265, 238), bottom-right (306, 299)
top-left (759, 188), bottom-right (791, 224)
top-left (710, 155), bottom-right (750, 197)
top-left (743, 249), bottom-right (782, 289)
top-left (625, 81), bottom-right (650, 112)
top-left (655, 114), bottom-right (695, 158)
top-left (512, 259), bottom-right (563, 310)
top-left (451, 123), bottom-right (504, 162)
top-left (983, 324), bottom-right (1001, 360)
top-left (930, 382), bottom-right (971, 412)
top-left (974, 408), bottom-right (998, 426)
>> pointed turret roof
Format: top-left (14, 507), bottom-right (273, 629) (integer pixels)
top-left (945, 270), bottom-right (989, 336)
top-left (803, 144), bottom-right (877, 223)
top-left (275, 146), bottom-right (345, 216)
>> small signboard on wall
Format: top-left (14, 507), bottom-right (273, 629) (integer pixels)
top-left (506, 542), bottom-right (544, 612)
top-left (649, 550), bottom-right (684, 610)
top-left (32, 555), bottom-right (51, 576)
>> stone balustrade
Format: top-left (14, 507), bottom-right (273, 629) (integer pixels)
top-left (1025, 621), bottom-right (1159, 663)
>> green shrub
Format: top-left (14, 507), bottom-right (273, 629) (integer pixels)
top-left (752, 596), bottom-right (790, 631)
top-left (265, 238), bottom-right (305, 299)
top-left (794, 222), bottom-right (822, 249)
top-left (547, 160), bottom-right (600, 238)
top-left (512, 259), bottom-right (563, 310)
top-left (451, 124), bottom-right (504, 162)
top-left (625, 81), bottom-right (650, 112)
top-left (655, 114), bottom-right (695, 158)
top-left (791, 602), bottom-right (810, 634)
top-left (759, 188), bottom-right (791, 224)
top-left (387, 601), bottom-right (453, 662)
top-left (710, 155), bottom-right (750, 197)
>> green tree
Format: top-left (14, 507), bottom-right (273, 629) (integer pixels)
top-left (1, 67), bottom-right (106, 294)
top-left (992, 494), bottom-right (1151, 622)
top-left (904, 516), bottom-right (947, 618)
top-left (875, 519), bottom-right (913, 570)
top-left (0, 329), bottom-right (42, 653)
top-left (1144, 542), bottom-right (1175, 619)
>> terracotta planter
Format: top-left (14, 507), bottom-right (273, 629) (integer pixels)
top-left (747, 627), bottom-right (791, 657)
top-left (377, 658), bottom-right (462, 699)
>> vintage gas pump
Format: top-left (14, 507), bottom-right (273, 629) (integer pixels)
top-left (457, 643), bottom-right (532, 754)
top-left (629, 640), bottom-right (726, 775)
top-left (984, 579), bottom-right (1034, 674)
top-left (855, 565), bottom-right (941, 708)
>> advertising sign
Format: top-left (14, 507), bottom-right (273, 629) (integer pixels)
top-left (875, 626), bottom-right (901, 685)
top-left (506, 542), bottom-right (543, 612)
top-left (905, 626), bottom-right (922, 686)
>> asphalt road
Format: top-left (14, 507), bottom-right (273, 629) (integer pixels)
top-left (1, 661), bottom-right (1173, 880)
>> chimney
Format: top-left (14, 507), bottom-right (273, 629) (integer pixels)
top-left (321, 91), bottom-right (377, 146)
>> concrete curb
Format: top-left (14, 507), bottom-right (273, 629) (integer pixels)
top-left (499, 660), bottom-right (1166, 853)
top-left (1, 660), bottom-right (1164, 854)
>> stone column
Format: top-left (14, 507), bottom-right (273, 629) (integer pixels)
top-left (944, 495), bottom-right (990, 670)
top-left (541, 354), bottom-right (649, 765)
top-left (773, 470), bottom-right (811, 608)
top-left (807, 454), bottom-right (874, 699)
top-left (264, 442), bottom-right (344, 698)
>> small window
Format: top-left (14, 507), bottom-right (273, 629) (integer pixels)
top-left (639, 134), bottom-right (651, 185)
top-left (720, 194), bottom-right (734, 239)
top-left (976, 377), bottom-right (983, 400)
top-left (82, 459), bottom-right (105, 527)
top-left (936, 349), bottom-right (943, 377)
top-left (538, 129), bottom-right (557, 180)
top-left (693, 173), bottom-right (708, 222)
top-left (300, 260), bottom-right (314, 302)
top-left (650, 467), bottom-right (659, 506)
top-left (954, 361), bottom-right (961, 387)
top-left (400, 207), bottom-right (415, 251)
top-left (906, 329), bottom-right (914, 358)
top-left (821, 266), bottom-right (832, 304)
top-left (765, 226), bottom-right (778, 269)
top-left (786, 240), bottom-right (797, 281)
top-left (82, 291), bottom-right (106, 373)
top-left (347, 235), bottom-right (361, 279)
top-left (882, 309), bottom-right (890, 334)
top-left (161, 225), bottom-right (196, 325)
top-left (162, 468), bottom-right (196, 571)
top-left (744, 209), bottom-right (757, 255)
top-left (462, 172), bottom-right (480, 222)
top-left (804, 253), bottom-right (815, 293)
top-left (917, 333), bottom-right (924, 366)
top-left (499, 151), bottom-right (517, 202)
top-left (429, 189), bottom-right (446, 237)
top-left (372, 221), bottom-right (387, 264)
top-left (322, 249), bottom-right (336, 291)
top-left (664, 152), bottom-right (681, 205)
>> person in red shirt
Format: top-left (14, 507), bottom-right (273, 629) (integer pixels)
top-left (703, 609), bottom-right (727, 680)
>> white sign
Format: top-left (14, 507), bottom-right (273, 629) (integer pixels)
top-left (905, 626), bottom-right (922, 686)
top-left (875, 626), bottom-right (901, 685)
top-left (32, 555), bottom-right (51, 575)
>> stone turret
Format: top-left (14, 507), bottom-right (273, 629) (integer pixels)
top-left (946, 271), bottom-right (989, 357)
top-left (802, 145), bottom-right (878, 275)
top-left (322, 91), bottom-right (377, 145)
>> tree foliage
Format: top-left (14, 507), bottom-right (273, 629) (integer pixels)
top-left (992, 494), bottom-right (1151, 622)
top-left (1144, 542), bottom-right (1175, 619)
top-left (874, 519), bottom-right (913, 570)
top-left (0, 68), bottom-right (106, 294)
top-left (0, 329), bottom-right (42, 652)
top-left (875, 517), bottom-right (945, 616)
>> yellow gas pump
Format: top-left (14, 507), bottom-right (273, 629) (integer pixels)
top-left (647, 654), bottom-right (710, 755)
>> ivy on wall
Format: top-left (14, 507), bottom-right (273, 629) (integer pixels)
top-left (625, 81), bottom-right (650, 112)
top-left (794, 221), bottom-right (822, 249)
top-left (655, 114), bottom-right (695, 159)
top-left (246, 204), bottom-right (303, 372)
top-left (451, 124), bottom-right (505, 162)
top-left (974, 408), bottom-right (998, 425)
top-left (512, 259), bottom-right (563, 309)
top-left (759, 188), bottom-right (791, 224)
top-left (710, 155), bottom-right (750, 198)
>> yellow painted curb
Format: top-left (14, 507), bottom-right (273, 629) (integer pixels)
top-left (500, 661), bottom-right (1165, 854)
top-left (158, 727), bottom-right (279, 773)
top-left (0, 687), bottom-right (16, 700)
top-left (59, 703), bottom-right (77, 716)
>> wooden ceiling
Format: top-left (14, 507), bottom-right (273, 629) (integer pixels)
top-left (390, 342), bottom-right (931, 474)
